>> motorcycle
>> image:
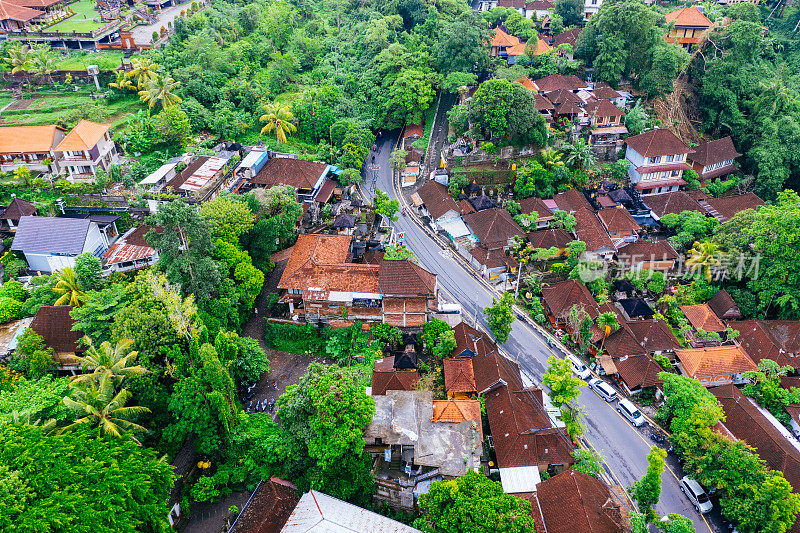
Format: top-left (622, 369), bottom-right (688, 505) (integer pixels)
top-left (402, 208), bottom-right (407, 217)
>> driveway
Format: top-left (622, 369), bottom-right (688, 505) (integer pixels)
top-left (129, 2), bottom-right (191, 44)
top-left (360, 130), bottom-right (723, 533)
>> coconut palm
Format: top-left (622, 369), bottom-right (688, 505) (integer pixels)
top-left (108, 70), bottom-right (136, 92)
top-left (29, 48), bottom-right (56, 84)
top-left (259, 102), bottom-right (297, 147)
top-left (541, 147), bottom-right (565, 168)
top-left (3, 43), bottom-right (32, 74)
top-left (138, 74), bottom-right (182, 110)
top-left (71, 338), bottom-right (147, 386)
top-left (129, 56), bottom-right (160, 90)
top-left (564, 138), bottom-right (597, 169)
top-left (686, 240), bottom-right (721, 282)
top-left (596, 312), bottom-right (619, 355)
top-left (61, 373), bottom-right (149, 444)
top-left (53, 267), bottom-right (86, 307)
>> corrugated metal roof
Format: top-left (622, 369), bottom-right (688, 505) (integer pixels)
top-left (179, 156), bottom-right (228, 192)
top-left (281, 490), bottom-right (421, 532)
top-left (499, 465), bottom-right (542, 493)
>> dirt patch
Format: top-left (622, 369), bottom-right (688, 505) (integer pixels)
top-left (4, 96), bottom-right (40, 111)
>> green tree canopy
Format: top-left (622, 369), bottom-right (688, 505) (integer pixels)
top-left (485, 292), bottom-right (515, 343)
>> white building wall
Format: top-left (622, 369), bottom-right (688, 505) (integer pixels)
top-left (82, 223), bottom-right (109, 256)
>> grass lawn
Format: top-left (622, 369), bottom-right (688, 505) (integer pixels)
top-left (0, 96), bottom-right (13, 110)
top-left (44, 1), bottom-right (105, 33)
top-left (53, 50), bottom-right (124, 71)
top-left (1, 95), bottom-right (141, 129)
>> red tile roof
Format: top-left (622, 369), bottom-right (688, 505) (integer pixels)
top-left (624, 129), bottom-right (693, 158)
top-left (278, 234), bottom-right (380, 293)
top-left (680, 303), bottom-right (726, 333)
top-left (0, 125), bottom-right (64, 154)
top-left (0, 0), bottom-right (45, 22)
top-left (462, 208), bottom-right (525, 247)
top-left (665, 6), bottom-right (711, 28)
top-left (514, 77), bottom-right (539, 91)
top-left (634, 177), bottom-right (687, 191)
top-left (573, 207), bottom-right (615, 252)
top-left (536, 469), bottom-right (625, 533)
top-left (702, 193), bottom-right (764, 222)
top-left (432, 399), bottom-right (481, 423)
top-left (486, 385), bottom-right (574, 468)
top-left (403, 123), bottom-right (423, 139)
top-left (604, 328), bottom-right (648, 358)
top-left (491, 26), bottom-right (521, 48)
top-left (592, 83), bottom-right (621, 100)
top-left (707, 289), bottom-right (741, 320)
top-left (29, 305), bottom-right (84, 364)
top-left (450, 322), bottom-right (524, 392)
top-left (378, 259), bottom-right (436, 297)
top-left (534, 74), bottom-right (584, 93)
top-left (545, 89), bottom-right (582, 105)
top-left (457, 199), bottom-right (475, 215)
top-left (615, 240), bottom-right (678, 265)
top-left (469, 245), bottom-right (516, 269)
top-left (552, 27), bottom-right (582, 47)
top-left (533, 93), bottom-right (555, 111)
top-left (613, 353), bottom-right (664, 390)
top-left (372, 369), bottom-right (419, 395)
top-left (597, 207), bottom-right (641, 234)
top-left (443, 358), bottom-right (477, 393)
top-left (519, 197), bottom-right (554, 220)
top-left (527, 228), bottom-right (573, 250)
top-left (624, 319), bottom-right (681, 353)
top-left (728, 321), bottom-right (800, 370)
top-left (416, 180), bottom-right (459, 220)
top-left (251, 158), bottom-right (328, 190)
top-left (690, 136), bottom-right (741, 166)
top-left (230, 477), bottom-right (298, 533)
top-left (643, 191), bottom-right (704, 218)
top-left (676, 345), bottom-right (757, 379)
top-left (541, 279), bottom-right (600, 321)
top-left (0, 197), bottom-right (36, 221)
top-left (553, 188), bottom-right (591, 213)
top-left (584, 99), bottom-right (624, 118)
top-left (54, 120), bottom-right (110, 152)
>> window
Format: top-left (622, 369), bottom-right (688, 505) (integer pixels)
top-left (671, 170), bottom-right (680, 177)
top-left (666, 155), bottom-right (675, 162)
top-left (648, 157), bottom-right (658, 164)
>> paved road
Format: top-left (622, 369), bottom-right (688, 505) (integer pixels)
top-left (362, 130), bottom-right (719, 532)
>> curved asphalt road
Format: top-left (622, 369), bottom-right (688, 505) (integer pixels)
top-left (361, 129), bottom-right (718, 532)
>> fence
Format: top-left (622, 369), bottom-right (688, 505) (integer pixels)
top-left (0, 69), bottom-right (114, 83)
top-left (7, 20), bottom-right (122, 39)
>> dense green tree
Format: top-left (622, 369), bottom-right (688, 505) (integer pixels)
top-left (435, 12), bottom-right (489, 77)
top-left (466, 79), bottom-right (546, 145)
top-left (555, 0), bottom-right (583, 27)
top-left (71, 283), bottom-right (131, 345)
top-left (415, 470), bottom-right (536, 533)
top-left (374, 189), bottom-right (400, 221)
top-left (13, 329), bottom-right (55, 379)
top-left (200, 196), bottom-right (256, 244)
top-left (214, 330), bottom-right (270, 387)
top-left (743, 359), bottom-right (800, 424)
top-left (153, 105), bottom-right (192, 147)
top-left (0, 375), bottom-right (70, 424)
top-left (660, 210), bottom-right (719, 250)
top-left (71, 338), bottom-right (147, 387)
top-left (20, 275), bottom-right (57, 317)
top-left (543, 355), bottom-right (584, 407)
top-left (630, 447), bottom-right (667, 521)
top-left (74, 253), bottom-right (105, 293)
top-left (0, 424), bottom-right (173, 532)
top-left (485, 292), bottom-right (515, 343)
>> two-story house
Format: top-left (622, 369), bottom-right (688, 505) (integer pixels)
top-left (54, 120), bottom-right (117, 182)
top-left (665, 7), bottom-right (712, 50)
top-left (584, 0), bottom-right (603, 19)
top-left (597, 207), bottom-right (641, 246)
top-left (584, 99), bottom-right (627, 147)
top-left (624, 128), bottom-right (694, 196)
top-left (688, 136), bottom-right (741, 186)
top-left (0, 125), bottom-right (65, 175)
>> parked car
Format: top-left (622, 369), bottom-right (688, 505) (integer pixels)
top-left (565, 354), bottom-right (592, 380)
top-left (617, 398), bottom-right (646, 427)
top-left (680, 476), bottom-right (713, 514)
top-left (588, 378), bottom-right (617, 402)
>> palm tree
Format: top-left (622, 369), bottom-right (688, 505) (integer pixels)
top-left (62, 373), bottom-right (150, 444)
top-left (259, 102), bottom-right (297, 147)
top-left (565, 138), bottom-right (597, 169)
top-left (3, 43), bottom-right (32, 74)
top-left (108, 70), bottom-right (136, 92)
top-left (138, 74), bottom-right (182, 111)
top-left (29, 48), bottom-right (55, 84)
top-left (686, 240), bottom-right (721, 282)
top-left (596, 312), bottom-right (619, 354)
top-left (541, 147), bottom-right (565, 168)
top-left (129, 56), bottom-right (160, 90)
top-left (53, 267), bottom-right (86, 307)
top-left (71, 338), bottom-right (147, 386)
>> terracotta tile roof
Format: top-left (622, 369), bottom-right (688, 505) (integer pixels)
top-left (613, 353), bottom-right (663, 390)
top-left (690, 136), bottom-right (741, 166)
top-left (533, 93), bottom-right (555, 111)
top-left (469, 245), bottom-right (516, 269)
top-left (0, 198), bottom-right (36, 221)
top-left (511, 37), bottom-right (551, 56)
top-left (786, 404), bottom-right (800, 427)
top-left (536, 469), bottom-right (625, 533)
top-left (680, 303), bottom-right (726, 333)
top-left (604, 327), bottom-right (648, 358)
top-left (634, 177), bottom-right (687, 191)
top-left (102, 225), bottom-right (160, 266)
top-left (251, 158), bottom-right (328, 190)
top-left (11, 0), bottom-right (62, 7)
top-left (541, 279), bottom-right (600, 321)
top-left (378, 259), bottom-right (436, 296)
top-left (592, 83), bottom-right (621, 100)
top-left (584, 99), bottom-right (624, 118)
top-left (416, 180), bottom-right (459, 220)
top-left (763, 321), bottom-right (800, 356)
top-left (615, 240), bottom-right (678, 265)
top-left (229, 477), bottom-right (298, 533)
top-left (432, 400), bottom-right (481, 423)
top-left (518, 197), bottom-right (554, 220)
top-left (525, 0), bottom-right (553, 9)
top-left (728, 321), bottom-right (799, 368)
top-left (403, 123), bottom-right (423, 139)
top-left (452, 322), bottom-right (492, 358)
top-left (624, 319), bottom-right (681, 353)
top-left (573, 207), bottom-right (614, 252)
top-left (534, 74), bottom-right (584, 93)
top-left (781, 376), bottom-right (800, 391)
top-left (514, 77), bottom-right (539, 91)
top-left (491, 26), bottom-right (521, 48)
top-left (676, 345), bottom-right (756, 379)
top-left (552, 27), bottom-right (582, 47)
top-left (553, 188), bottom-right (591, 213)
top-left (0, 125), bottom-right (63, 154)
top-left (554, 101), bottom-right (584, 116)
top-left (703, 193), bottom-right (764, 222)
top-left (527, 228), bottom-right (573, 249)
top-left (450, 323), bottom-right (524, 392)
top-left (643, 191), bottom-right (704, 218)
top-left (486, 385), bottom-right (574, 468)
top-left (624, 129), bottom-right (693, 158)
top-left (597, 207), bottom-right (641, 234)
top-left (443, 358), bottom-right (477, 393)
top-left (372, 369), bottom-right (419, 395)
top-left (665, 6), bottom-right (711, 27)
top-left (29, 305), bottom-right (84, 364)
top-left (0, 0), bottom-right (42, 22)
top-left (546, 88), bottom-right (582, 105)
top-left (710, 384), bottom-right (800, 517)
top-left (54, 120), bottom-right (109, 152)
top-left (498, 0), bottom-right (526, 9)
top-left (457, 199), bottom-right (475, 215)
top-left (278, 234), bottom-right (379, 293)
top-left (463, 208), bottom-right (525, 247)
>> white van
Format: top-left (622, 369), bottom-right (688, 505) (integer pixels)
top-left (565, 354), bottom-right (592, 380)
top-left (680, 476), bottom-right (713, 514)
top-left (588, 378), bottom-right (617, 402)
top-left (617, 398), bottom-right (646, 427)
